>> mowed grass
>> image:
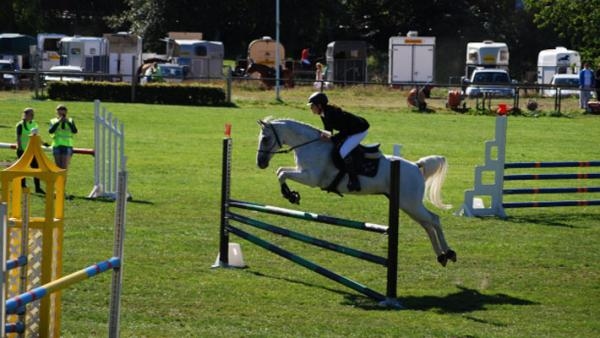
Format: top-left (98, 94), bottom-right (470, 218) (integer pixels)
top-left (0, 86), bottom-right (599, 337)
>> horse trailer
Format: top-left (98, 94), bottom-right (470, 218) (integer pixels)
top-left (37, 33), bottom-right (66, 71)
top-left (537, 47), bottom-right (581, 85)
top-left (326, 40), bottom-right (367, 85)
top-left (388, 31), bottom-right (435, 84)
top-left (166, 39), bottom-right (224, 79)
top-left (465, 40), bottom-right (509, 78)
top-left (0, 33), bottom-right (36, 69)
top-left (105, 33), bottom-right (142, 83)
top-left (59, 36), bottom-right (109, 73)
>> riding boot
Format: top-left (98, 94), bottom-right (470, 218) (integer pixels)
top-left (343, 156), bottom-right (361, 192)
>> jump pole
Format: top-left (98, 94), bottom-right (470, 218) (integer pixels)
top-left (216, 125), bottom-right (402, 308)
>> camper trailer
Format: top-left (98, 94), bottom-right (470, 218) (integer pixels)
top-left (326, 40), bottom-right (367, 84)
top-left (388, 31), bottom-right (435, 84)
top-left (37, 33), bottom-right (66, 70)
top-left (537, 47), bottom-right (581, 85)
top-left (247, 36), bottom-right (285, 69)
top-left (105, 33), bottom-right (142, 82)
top-left (465, 40), bottom-right (509, 78)
top-left (0, 33), bottom-right (36, 69)
top-left (59, 36), bottom-right (109, 73)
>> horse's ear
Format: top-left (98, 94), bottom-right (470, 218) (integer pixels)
top-left (257, 120), bottom-right (266, 128)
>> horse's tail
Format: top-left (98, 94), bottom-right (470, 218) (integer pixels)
top-left (416, 155), bottom-right (452, 210)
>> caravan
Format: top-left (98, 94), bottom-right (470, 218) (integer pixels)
top-left (537, 47), bottom-right (580, 85)
top-left (465, 40), bottom-right (509, 78)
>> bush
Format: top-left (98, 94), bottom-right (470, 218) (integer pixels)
top-left (47, 81), bottom-right (227, 106)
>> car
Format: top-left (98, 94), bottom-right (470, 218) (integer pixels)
top-left (464, 68), bottom-right (516, 98)
top-left (152, 63), bottom-right (187, 83)
top-left (543, 74), bottom-right (581, 98)
top-left (44, 65), bottom-right (84, 82)
top-left (0, 60), bottom-right (17, 89)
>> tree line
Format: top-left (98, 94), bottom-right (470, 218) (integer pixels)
top-left (2, 0), bottom-right (599, 81)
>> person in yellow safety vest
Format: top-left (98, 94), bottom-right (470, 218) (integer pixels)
top-left (16, 107), bottom-right (45, 194)
top-left (49, 104), bottom-right (78, 171)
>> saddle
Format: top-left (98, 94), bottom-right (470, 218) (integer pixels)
top-left (324, 143), bottom-right (383, 194)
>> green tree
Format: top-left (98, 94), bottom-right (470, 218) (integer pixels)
top-left (524, 0), bottom-right (600, 62)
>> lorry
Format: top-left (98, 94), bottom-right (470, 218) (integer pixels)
top-left (105, 32), bottom-right (142, 83)
top-left (388, 31), bottom-right (435, 84)
top-left (537, 47), bottom-right (580, 85)
top-left (464, 40), bottom-right (509, 78)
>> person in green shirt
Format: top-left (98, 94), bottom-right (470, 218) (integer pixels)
top-left (49, 104), bottom-right (78, 170)
top-left (16, 107), bottom-right (44, 194)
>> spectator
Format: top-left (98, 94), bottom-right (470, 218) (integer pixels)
top-left (579, 62), bottom-right (595, 111)
top-left (16, 107), bottom-right (44, 194)
top-left (49, 104), bottom-right (78, 170)
top-left (595, 66), bottom-right (600, 100)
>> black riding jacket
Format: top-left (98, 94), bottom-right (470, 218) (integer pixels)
top-left (320, 105), bottom-right (369, 144)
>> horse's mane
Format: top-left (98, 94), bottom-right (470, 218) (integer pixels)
top-left (264, 116), bottom-right (322, 138)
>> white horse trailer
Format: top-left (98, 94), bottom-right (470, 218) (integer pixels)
top-left (37, 33), bottom-right (66, 71)
top-left (59, 36), bottom-right (109, 73)
top-left (465, 40), bottom-right (509, 78)
top-left (167, 39), bottom-right (224, 79)
top-left (105, 33), bottom-right (142, 83)
top-left (388, 31), bottom-right (435, 84)
top-left (537, 47), bottom-right (581, 85)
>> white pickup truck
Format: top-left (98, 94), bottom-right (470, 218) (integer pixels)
top-left (463, 68), bottom-right (516, 98)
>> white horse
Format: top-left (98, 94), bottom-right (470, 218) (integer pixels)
top-left (256, 117), bottom-right (457, 266)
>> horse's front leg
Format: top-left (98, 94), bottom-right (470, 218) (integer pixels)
top-left (277, 167), bottom-right (319, 205)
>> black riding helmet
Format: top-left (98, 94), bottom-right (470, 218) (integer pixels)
top-left (307, 92), bottom-right (328, 106)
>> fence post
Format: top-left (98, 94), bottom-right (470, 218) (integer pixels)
top-left (383, 159), bottom-right (402, 308)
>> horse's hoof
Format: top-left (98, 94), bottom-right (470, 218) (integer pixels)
top-left (437, 254), bottom-right (448, 267)
top-left (288, 191), bottom-right (301, 204)
top-left (446, 249), bottom-right (457, 263)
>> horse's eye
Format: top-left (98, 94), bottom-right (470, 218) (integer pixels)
top-left (262, 136), bottom-right (270, 144)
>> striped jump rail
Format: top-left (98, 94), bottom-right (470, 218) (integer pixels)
top-left (503, 160), bottom-right (600, 209)
top-left (5, 257), bottom-right (121, 315)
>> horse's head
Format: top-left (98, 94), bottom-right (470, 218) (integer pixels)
top-left (256, 119), bottom-right (281, 169)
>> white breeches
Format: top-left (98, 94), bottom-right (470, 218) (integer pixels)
top-left (339, 130), bottom-right (368, 158)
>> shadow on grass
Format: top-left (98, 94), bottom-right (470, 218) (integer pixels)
top-left (247, 271), bottom-right (537, 314)
top-left (504, 212), bottom-right (598, 228)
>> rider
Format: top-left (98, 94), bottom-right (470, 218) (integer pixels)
top-left (307, 91), bottom-right (369, 191)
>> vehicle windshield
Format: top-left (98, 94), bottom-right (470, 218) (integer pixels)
top-left (554, 78), bottom-right (579, 86)
top-left (473, 72), bottom-right (510, 84)
top-left (159, 66), bottom-right (183, 77)
top-left (0, 63), bottom-right (13, 71)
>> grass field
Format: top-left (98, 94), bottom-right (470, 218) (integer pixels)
top-left (0, 86), bottom-right (599, 337)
